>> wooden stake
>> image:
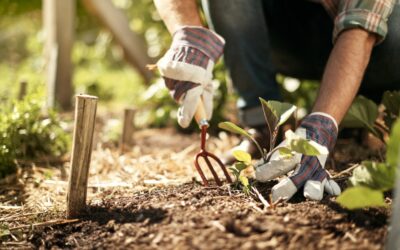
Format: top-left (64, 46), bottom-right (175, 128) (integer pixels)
top-left (120, 108), bottom-right (136, 153)
top-left (18, 80), bottom-right (27, 100)
top-left (387, 148), bottom-right (400, 250)
top-left (43, 0), bottom-right (75, 110)
top-left (67, 94), bottom-right (98, 218)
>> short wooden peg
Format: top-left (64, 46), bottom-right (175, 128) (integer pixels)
top-left (120, 108), bottom-right (136, 153)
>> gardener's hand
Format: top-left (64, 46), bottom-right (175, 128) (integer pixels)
top-left (156, 26), bottom-right (225, 128)
top-left (255, 113), bottom-right (341, 201)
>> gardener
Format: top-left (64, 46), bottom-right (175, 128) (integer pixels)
top-left (153, 0), bottom-right (400, 202)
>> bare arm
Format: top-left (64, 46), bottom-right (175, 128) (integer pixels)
top-left (312, 29), bottom-right (376, 124)
top-left (153, 0), bottom-right (203, 34)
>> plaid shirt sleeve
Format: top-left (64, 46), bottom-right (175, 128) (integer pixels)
top-left (318, 0), bottom-right (396, 44)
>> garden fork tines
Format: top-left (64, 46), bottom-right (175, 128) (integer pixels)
top-left (194, 100), bottom-right (232, 187)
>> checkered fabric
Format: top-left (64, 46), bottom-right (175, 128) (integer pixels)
top-left (162, 27), bottom-right (224, 102)
top-left (315, 0), bottom-right (395, 44)
top-left (290, 114), bottom-right (338, 188)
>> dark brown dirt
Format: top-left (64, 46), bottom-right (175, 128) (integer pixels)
top-left (30, 181), bottom-right (389, 250)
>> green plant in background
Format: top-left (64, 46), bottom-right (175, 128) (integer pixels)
top-left (336, 91), bottom-right (400, 209)
top-left (341, 91), bottom-right (400, 142)
top-left (337, 119), bottom-right (400, 209)
top-left (0, 92), bottom-right (70, 178)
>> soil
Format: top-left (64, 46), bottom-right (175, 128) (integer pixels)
top-left (0, 125), bottom-right (391, 250)
top-left (30, 181), bottom-right (389, 250)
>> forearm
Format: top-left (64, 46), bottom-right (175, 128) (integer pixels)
top-left (153, 0), bottom-right (203, 34)
top-left (312, 29), bottom-right (376, 124)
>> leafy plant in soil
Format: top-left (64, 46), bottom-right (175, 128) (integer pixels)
top-left (337, 91), bottom-right (400, 209)
top-left (0, 92), bottom-right (70, 178)
top-left (337, 118), bottom-right (400, 209)
top-left (219, 98), bottom-right (328, 191)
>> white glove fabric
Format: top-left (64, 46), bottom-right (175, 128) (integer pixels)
top-left (156, 26), bottom-right (225, 128)
top-left (255, 128), bottom-right (329, 182)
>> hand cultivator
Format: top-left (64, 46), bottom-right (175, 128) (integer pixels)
top-left (194, 100), bottom-right (232, 186)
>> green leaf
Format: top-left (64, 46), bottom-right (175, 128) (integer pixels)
top-left (285, 130), bottom-right (329, 156)
top-left (259, 98), bottom-right (279, 150)
top-left (218, 122), bottom-right (252, 139)
top-left (387, 119), bottom-right (400, 168)
top-left (219, 121), bottom-right (265, 159)
top-left (228, 166), bottom-right (240, 178)
top-left (239, 175), bottom-right (251, 195)
top-left (267, 100), bottom-right (297, 126)
top-left (337, 186), bottom-right (386, 210)
top-left (278, 147), bottom-right (293, 157)
top-left (233, 150), bottom-right (251, 165)
top-left (350, 161), bottom-right (395, 191)
top-left (342, 96), bottom-right (380, 137)
top-left (382, 91), bottom-right (400, 128)
top-left (234, 162), bottom-right (248, 172)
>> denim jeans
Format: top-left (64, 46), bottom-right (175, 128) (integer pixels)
top-left (202, 0), bottom-right (400, 126)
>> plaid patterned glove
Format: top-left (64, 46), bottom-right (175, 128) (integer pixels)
top-left (156, 26), bottom-right (225, 128)
top-left (271, 112), bottom-right (341, 202)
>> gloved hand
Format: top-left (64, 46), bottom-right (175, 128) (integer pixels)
top-left (156, 26), bottom-right (225, 128)
top-left (255, 112), bottom-right (341, 201)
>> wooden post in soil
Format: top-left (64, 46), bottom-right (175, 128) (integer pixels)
top-left (67, 94), bottom-right (98, 218)
top-left (43, 0), bottom-right (75, 110)
top-left (386, 148), bottom-right (400, 250)
top-left (18, 80), bottom-right (27, 100)
top-left (120, 108), bottom-right (136, 153)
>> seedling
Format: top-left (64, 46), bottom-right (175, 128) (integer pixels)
top-left (219, 98), bottom-right (329, 194)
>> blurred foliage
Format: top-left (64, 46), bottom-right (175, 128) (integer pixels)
top-left (0, 92), bottom-right (70, 178)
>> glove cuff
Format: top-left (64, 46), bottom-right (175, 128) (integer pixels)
top-left (172, 26), bottom-right (225, 62)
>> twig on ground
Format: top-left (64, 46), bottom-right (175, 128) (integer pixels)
top-left (332, 164), bottom-right (360, 179)
top-left (0, 205), bottom-right (23, 210)
top-left (9, 219), bottom-right (79, 231)
top-left (0, 212), bottom-right (44, 222)
top-left (251, 187), bottom-right (270, 209)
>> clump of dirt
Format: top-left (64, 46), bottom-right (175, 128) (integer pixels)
top-left (30, 182), bottom-right (389, 250)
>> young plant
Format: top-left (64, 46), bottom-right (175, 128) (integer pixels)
top-left (229, 150), bottom-right (252, 195)
top-left (337, 118), bottom-right (400, 209)
top-left (218, 98), bottom-right (328, 164)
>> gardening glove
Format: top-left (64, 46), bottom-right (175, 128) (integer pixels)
top-left (270, 113), bottom-right (341, 202)
top-left (156, 26), bottom-right (225, 128)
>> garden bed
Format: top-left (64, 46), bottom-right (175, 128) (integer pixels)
top-left (0, 126), bottom-right (390, 249)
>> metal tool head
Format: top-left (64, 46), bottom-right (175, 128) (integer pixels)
top-left (194, 124), bottom-right (233, 186)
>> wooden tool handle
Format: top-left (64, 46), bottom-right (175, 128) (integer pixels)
top-left (194, 99), bottom-right (208, 126)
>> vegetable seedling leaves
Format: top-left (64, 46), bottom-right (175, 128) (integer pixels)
top-left (218, 122), bottom-right (251, 139)
top-left (337, 186), bottom-right (386, 210)
top-left (233, 150), bottom-right (252, 165)
top-left (350, 161), bottom-right (395, 191)
top-left (285, 130), bottom-right (329, 156)
top-left (219, 122), bottom-right (265, 160)
top-left (234, 161), bottom-right (249, 172)
top-left (387, 119), bottom-right (400, 168)
top-left (259, 98), bottom-right (296, 151)
top-left (341, 96), bottom-right (380, 137)
top-left (259, 98), bottom-right (279, 151)
top-left (267, 100), bottom-right (297, 126)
